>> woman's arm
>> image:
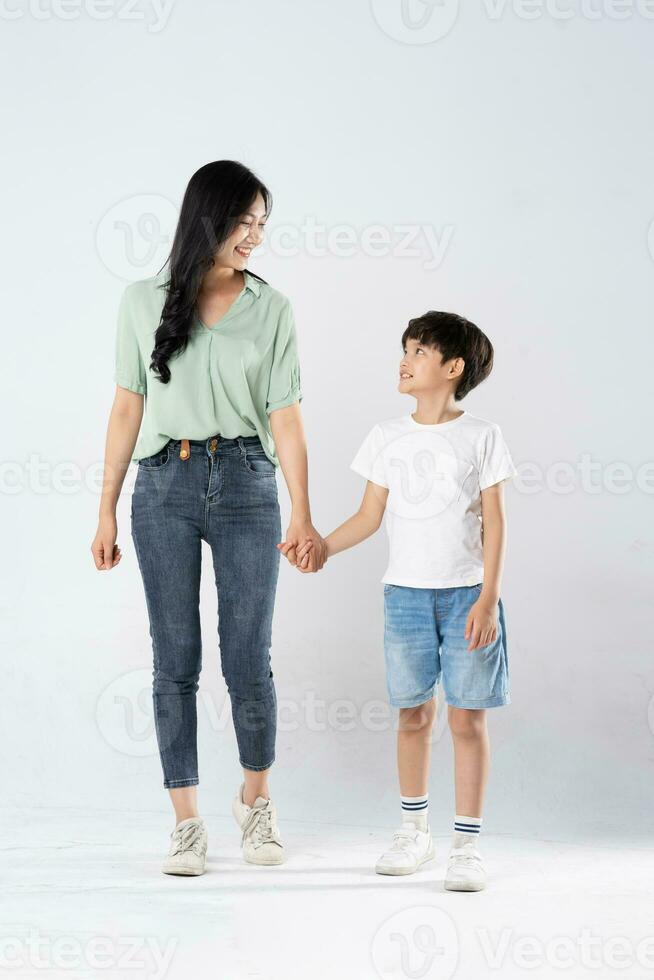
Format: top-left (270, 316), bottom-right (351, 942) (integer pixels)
top-left (269, 403), bottom-right (328, 570)
top-left (91, 387), bottom-right (143, 571)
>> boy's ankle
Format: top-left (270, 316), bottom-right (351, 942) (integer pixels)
top-left (404, 811), bottom-right (429, 832)
top-left (400, 793), bottom-right (429, 831)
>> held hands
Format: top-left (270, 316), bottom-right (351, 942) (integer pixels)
top-left (276, 521), bottom-right (327, 574)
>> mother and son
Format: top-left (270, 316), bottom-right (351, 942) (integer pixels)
top-left (93, 160), bottom-right (518, 892)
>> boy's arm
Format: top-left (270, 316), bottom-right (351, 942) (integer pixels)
top-left (464, 481), bottom-right (509, 650)
top-left (324, 480), bottom-right (388, 557)
top-left (294, 480), bottom-right (388, 569)
top-left (478, 482), bottom-right (508, 605)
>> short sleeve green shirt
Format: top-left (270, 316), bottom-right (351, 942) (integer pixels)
top-left (114, 268), bottom-right (303, 465)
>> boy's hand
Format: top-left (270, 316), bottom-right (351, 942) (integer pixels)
top-left (295, 537), bottom-right (318, 573)
top-left (278, 536), bottom-right (323, 573)
top-left (277, 525), bottom-right (327, 572)
top-left (464, 597), bottom-right (498, 651)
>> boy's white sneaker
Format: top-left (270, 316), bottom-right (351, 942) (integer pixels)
top-left (232, 784), bottom-right (285, 866)
top-left (375, 822), bottom-right (435, 875)
top-left (444, 839), bottom-right (486, 891)
top-left (161, 816), bottom-right (207, 876)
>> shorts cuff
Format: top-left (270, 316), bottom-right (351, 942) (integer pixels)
top-left (445, 693), bottom-right (511, 708)
top-left (389, 688), bottom-right (436, 708)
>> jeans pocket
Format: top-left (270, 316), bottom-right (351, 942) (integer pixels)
top-left (138, 445), bottom-right (171, 469)
top-left (243, 451), bottom-right (276, 478)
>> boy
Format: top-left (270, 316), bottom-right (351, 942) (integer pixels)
top-left (279, 311), bottom-right (517, 891)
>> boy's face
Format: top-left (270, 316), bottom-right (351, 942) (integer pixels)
top-left (399, 337), bottom-right (464, 396)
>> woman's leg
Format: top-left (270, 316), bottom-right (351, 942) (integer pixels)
top-left (242, 769), bottom-right (270, 806)
top-left (131, 457), bottom-right (204, 809)
top-left (169, 786), bottom-right (200, 823)
top-left (205, 442), bottom-right (285, 865)
top-left (205, 448), bottom-right (281, 784)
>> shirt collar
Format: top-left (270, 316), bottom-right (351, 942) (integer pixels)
top-left (156, 264), bottom-right (261, 297)
top-left (244, 270), bottom-right (261, 296)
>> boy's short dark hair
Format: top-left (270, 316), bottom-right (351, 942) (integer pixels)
top-left (401, 311), bottom-right (494, 401)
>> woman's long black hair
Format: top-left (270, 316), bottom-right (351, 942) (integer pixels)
top-left (151, 160), bottom-right (272, 383)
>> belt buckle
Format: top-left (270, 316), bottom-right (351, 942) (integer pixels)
top-left (180, 438), bottom-right (190, 460)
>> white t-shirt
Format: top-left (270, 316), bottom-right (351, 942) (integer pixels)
top-left (350, 411), bottom-right (518, 588)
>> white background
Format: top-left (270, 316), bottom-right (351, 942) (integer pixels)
top-left (2, 0), bottom-right (653, 843)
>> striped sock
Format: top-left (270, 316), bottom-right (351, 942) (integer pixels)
top-left (401, 794), bottom-right (429, 830)
top-left (453, 814), bottom-right (482, 843)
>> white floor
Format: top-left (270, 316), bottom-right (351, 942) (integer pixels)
top-left (3, 809), bottom-right (652, 980)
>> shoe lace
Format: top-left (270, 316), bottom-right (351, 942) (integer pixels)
top-left (389, 826), bottom-right (420, 851)
top-left (170, 820), bottom-right (205, 857)
top-left (241, 801), bottom-right (279, 848)
top-left (449, 844), bottom-right (482, 869)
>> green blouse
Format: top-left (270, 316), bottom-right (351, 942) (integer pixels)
top-left (114, 268), bottom-right (302, 465)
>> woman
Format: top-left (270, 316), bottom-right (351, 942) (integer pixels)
top-left (91, 160), bottom-right (327, 875)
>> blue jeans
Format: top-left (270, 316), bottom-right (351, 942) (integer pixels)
top-left (383, 583), bottom-right (510, 709)
top-left (130, 433), bottom-right (281, 788)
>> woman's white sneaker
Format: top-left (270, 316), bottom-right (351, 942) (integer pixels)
top-left (232, 785), bottom-right (285, 866)
top-left (161, 817), bottom-right (208, 876)
top-left (444, 839), bottom-right (486, 891)
top-left (375, 822), bottom-right (435, 875)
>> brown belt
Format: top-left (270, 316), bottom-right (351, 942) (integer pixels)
top-left (179, 436), bottom-right (219, 460)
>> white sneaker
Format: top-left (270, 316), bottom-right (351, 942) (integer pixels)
top-left (161, 816), bottom-right (208, 876)
top-left (444, 839), bottom-right (486, 891)
top-left (375, 822), bottom-right (435, 876)
top-left (232, 785), bottom-right (285, 866)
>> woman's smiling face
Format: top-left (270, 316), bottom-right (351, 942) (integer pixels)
top-left (214, 191), bottom-right (268, 271)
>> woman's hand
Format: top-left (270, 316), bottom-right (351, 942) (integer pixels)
top-left (277, 520), bottom-right (327, 573)
top-left (91, 514), bottom-right (123, 571)
top-left (292, 537), bottom-right (320, 573)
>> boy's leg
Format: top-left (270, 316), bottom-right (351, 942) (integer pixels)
top-left (377, 585), bottom-right (438, 875)
top-left (398, 698), bottom-right (437, 823)
top-left (438, 584), bottom-right (509, 825)
top-left (448, 706), bottom-right (489, 817)
top-left (438, 584), bottom-right (510, 890)
top-left (445, 706), bottom-right (488, 890)
top-left (376, 702), bottom-right (437, 875)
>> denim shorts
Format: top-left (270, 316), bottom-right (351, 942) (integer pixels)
top-left (383, 583), bottom-right (510, 709)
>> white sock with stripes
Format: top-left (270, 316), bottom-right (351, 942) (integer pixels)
top-left (453, 813), bottom-right (482, 845)
top-left (401, 793), bottom-right (429, 831)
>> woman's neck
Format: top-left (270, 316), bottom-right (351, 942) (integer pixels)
top-left (200, 265), bottom-right (244, 295)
